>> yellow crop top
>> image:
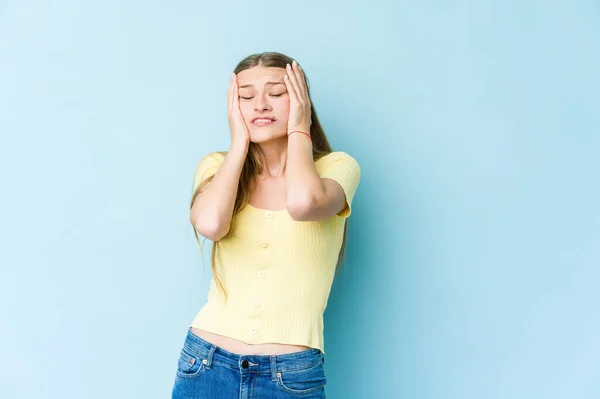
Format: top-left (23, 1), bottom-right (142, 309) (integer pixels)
top-left (188, 150), bottom-right (361, 354)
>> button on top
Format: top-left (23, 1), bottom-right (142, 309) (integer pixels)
top-left (257, 270), bottom-right (266, 277)
top-left (250, 327), bottom-right (258, 335)
top-left (253, 300), bottom-right (260, 308)
top-left (260, 241), bottom-right (268, 248)
top-left (266, 211), bottom-right (273, 218)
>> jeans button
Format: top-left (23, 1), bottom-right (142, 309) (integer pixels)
top-left (241, 359), bottom-right (249, 369)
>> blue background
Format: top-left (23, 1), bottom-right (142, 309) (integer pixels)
top-left (1, 1), bottom-right (599, 398)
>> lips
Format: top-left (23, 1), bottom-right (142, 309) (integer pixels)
top-left (251, 117), bottom-right (276, 123)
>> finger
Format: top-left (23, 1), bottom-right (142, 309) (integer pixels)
top-left (284, 68), bottom-right (299, 103)
top-left (233, 74), bottom-right (241, 111)
top-left (233, 74), bottom-right (244, 114)
top-left (292, 61), bottom-right (309, 103)
top-left (228, 73), bottom-right (234, 111)
top-left (286, 63), bottom-right (302, 102)
top-left (296, 64), bottom-right (310, 104)
top-left (232, 74), bottom-right (238, 108)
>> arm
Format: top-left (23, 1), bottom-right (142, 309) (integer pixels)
top-left (283, 60), bottom-right (358, 221)
top-left (190, 143), bottom-right (248, 241)
top-left (191, 72), bottom-right (252, 240)
top-left (285, 134), bottom-right (347, 221)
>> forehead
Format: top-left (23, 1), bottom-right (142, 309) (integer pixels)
top-left (237, 66), bottom-right (286, 88)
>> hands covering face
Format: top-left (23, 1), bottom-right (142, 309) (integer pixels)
top-left (283, 60), bottom-right (312, 136)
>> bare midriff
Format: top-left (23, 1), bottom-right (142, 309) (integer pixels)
top-left (190, 327), bottom-right (313, 355)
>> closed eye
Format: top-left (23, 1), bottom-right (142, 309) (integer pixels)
top-left (240, 93), bottom-right (285, 100)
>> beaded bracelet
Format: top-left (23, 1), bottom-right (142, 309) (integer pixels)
top-left (287, 130), bottom-right (311, 140)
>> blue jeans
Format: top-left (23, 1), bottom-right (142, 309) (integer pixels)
top-left (171, 328), bottom-right (327, 398)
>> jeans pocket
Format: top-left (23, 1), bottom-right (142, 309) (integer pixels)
top-left (276, 361), bottom-right (327, 395)
top-left (175, 347), bottom-right (207, 379)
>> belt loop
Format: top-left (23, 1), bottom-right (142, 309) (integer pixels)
top-left (205, 345), bottom-right (216, 369)
top-left (270, 355), bottom-right (278, 382)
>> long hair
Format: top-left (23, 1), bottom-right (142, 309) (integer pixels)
top-left (190, 52), bottom-right (349, 302)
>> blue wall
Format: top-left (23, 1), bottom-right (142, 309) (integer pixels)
top-left (1, 1), bottom-right (598, 398)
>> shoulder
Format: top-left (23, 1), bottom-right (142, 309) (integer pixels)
top-left (192, 151), bottom-right (228, 191)
top-left (194, 151), bottom-right (228, 175)
top-left (315, 151), bottom-right (361, 218)
top-left (196, 151), bottom-right (227, 168)
top-left (315, 151), bottom-right (360, 173)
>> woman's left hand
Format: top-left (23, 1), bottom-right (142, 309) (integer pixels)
top-left (284, 60), bottom-right (312, 135)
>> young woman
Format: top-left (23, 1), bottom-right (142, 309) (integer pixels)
top-left (171, 52), bottom-right (361, 399)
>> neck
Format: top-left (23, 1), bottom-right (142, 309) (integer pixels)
top-left (256, 136), bottom-right (288, 178)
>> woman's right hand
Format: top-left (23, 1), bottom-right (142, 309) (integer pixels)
top-left (227, 73), bottom-right (251, 148)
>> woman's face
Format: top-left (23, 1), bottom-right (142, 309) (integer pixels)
top-left (236, 66), bottom-right (290, 143)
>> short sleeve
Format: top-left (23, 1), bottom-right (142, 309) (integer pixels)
top-left (192, 151), bottom-right (226, 195)
top-left (316, 151), bottom-right (361, 218)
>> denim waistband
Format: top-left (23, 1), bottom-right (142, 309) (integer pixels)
top-left (182, 328), bottom-right (324, 377)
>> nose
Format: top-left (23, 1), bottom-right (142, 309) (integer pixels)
top-left (254, 95), bottom-right (272, 112)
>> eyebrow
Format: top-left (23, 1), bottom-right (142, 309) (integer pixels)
top-left (239, 81), bottom-right (285, 89)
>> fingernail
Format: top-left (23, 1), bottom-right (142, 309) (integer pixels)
top-left (286, 63), bottom-right (291, 69)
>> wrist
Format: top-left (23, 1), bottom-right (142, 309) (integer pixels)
top-left (230, 140), bottom-right (249, 155)
top-left (287, 125), bottom-right (311, 136)
top-left (287, 130), bottom-right (312, 141)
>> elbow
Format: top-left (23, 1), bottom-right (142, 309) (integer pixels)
top-left (189, 211), bottom-right (230, 241)
top-left (286, 195), bottom-right (315, 221)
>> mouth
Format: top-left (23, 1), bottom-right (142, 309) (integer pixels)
top-left (252, 117), bottom-right (277, 126)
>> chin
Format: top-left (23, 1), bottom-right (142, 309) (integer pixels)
top-left (249, 130), bottom-right (287, 143)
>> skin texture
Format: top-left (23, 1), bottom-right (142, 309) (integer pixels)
top-left (191, 61), bottom-right (346, 354)
top-left (236, 65), bottom-right (293, 178)
top-left (237, 66), bottom-right (291, 146)
top-left (191, 62), bottom-right (316, 355)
